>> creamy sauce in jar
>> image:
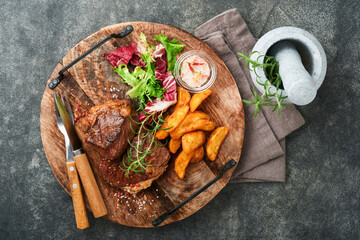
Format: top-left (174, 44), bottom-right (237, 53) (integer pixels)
top-left (180, 55), bottom-right (210, 88)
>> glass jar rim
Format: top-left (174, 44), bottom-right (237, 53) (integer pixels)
top-left (174, 50), bottom-right (217, 93)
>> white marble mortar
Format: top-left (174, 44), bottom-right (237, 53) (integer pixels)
top-left (249, 27), bottom-right (327, 105)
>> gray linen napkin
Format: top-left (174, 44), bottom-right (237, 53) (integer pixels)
top-left (195, 9), bottom-right (305, 182)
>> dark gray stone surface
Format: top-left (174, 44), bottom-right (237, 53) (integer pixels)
top-left (0, 0), bottom-right (359, 239)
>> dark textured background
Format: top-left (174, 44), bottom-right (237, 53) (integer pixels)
top-left (0, 0), bottom-right (359, 239)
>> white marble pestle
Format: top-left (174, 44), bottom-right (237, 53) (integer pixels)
top-left (269, 41), bottom-right (317, 106)
top-left (249, 27), bottom-right (327, 106)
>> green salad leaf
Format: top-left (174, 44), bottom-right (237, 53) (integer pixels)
top-left (114, 64), bottom-right (138, 87)
top-left (113, 33), bottom-right (165, 109)
top-left (154, 34), bottom-right (185, 72)
top-left (111, 33), bottom-right (184, 110)
top-left (139, 33), bottom-right (154, 64)
top-left (132, 66), bottom-right (146, 79)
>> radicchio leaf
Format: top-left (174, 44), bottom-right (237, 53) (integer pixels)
top-left (156, 71), bottom-right (177, 101)
top-left (104, 43), bottom-right (136, 67)
top-left (104, 43), bottom-right (145, 68)
top-left (130, 47), bottom-right (146, 67)
top-left (152, 44), bottom-right (167, 75)
top-left (130, 54), bottom-right (146, 67)
top-left (139, 71), bottom-right (177, 122)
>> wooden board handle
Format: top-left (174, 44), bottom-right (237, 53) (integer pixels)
top-left (74, 153), bottom-right (107, 218)
top-left (66, 162), bottom-right (89, 229)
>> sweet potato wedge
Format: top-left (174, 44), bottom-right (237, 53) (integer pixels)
top-left (206, 127), bottom-right (229, 161)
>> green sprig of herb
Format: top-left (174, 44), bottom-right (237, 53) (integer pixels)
top-left (119, 111), bottom-right (169, 177)
top-left (238, 51), bottom-right (291, 117)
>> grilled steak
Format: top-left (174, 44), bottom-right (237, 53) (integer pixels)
top-left (98, 133), bottom-right (170, 193)
top-left (76, 99), bottom-right (138, 161)
top-left (76, 99), bottom-right (171, 194)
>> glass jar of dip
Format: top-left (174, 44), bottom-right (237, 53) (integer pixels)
top-left (174, 50), bottom-right (217, 93)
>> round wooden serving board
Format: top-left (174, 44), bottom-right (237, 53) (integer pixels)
top-left (40, 22), bottom-right (245, 227)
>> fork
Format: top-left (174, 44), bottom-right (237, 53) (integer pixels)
top-left (54, 92), bottom-right (89, 229)
top-left (55, 92), bottom-right (74, 165)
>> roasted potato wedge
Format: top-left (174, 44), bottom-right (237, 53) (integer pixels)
top-left (170, 111), bottom-right (210, 139)
top-left (156, 105), bottom-right (189, 138)
top-left (175, 150), bottom-right (195, 179)
top-left (182, 131), bottom-right (206, 154)
top-left (190, 146), bottom-right (204, 163)
top-left (155, 115), bottom-right (170, 139)
top-left (184, 119), bottom-right (216, 134)
top-left (190, 89), bottom-right (212, 112)
top-left (165, 105), bottom-right (189, 133)
top-left (174, 86), bottom-right (191, 111)
top-left (206, 127), bottom-right (229, 161)
top-left (169, 138), bottom-right (182, 154)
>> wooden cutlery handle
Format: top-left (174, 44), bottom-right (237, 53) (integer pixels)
top-left (74, 153), bottom-right (107, 218)
top-left (66, 162), bottom-right (89, 229)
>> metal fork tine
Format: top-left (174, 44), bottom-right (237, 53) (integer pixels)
top-left (55, 92), bottom-right (61, 105)
top-left (63, 92), bottom-right (74, 124)
top-left (60, 92), bottom-right (65, 106)
top-left (53, 93), bottom-right (60, 117)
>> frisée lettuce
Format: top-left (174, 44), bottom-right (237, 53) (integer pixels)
top-left (104, 32), bottom-right (185, 121)
top-left (154, 34), bottom-right (186, 72)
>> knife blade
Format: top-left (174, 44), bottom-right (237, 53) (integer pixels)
top-left (55, 95), bottom-right (107, 218)
top-left (54, 96), bottom-right (82, 150)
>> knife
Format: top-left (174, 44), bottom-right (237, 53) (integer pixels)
top-left (55, 94), bottom-right (108, 218)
